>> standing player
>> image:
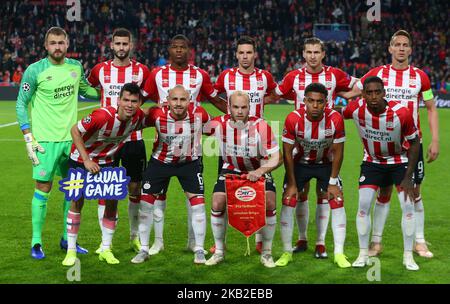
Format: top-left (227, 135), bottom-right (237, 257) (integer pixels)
top-left (141, 34), bottom-right (226, 256)
top-left (342, 76), bottom-right (420, 271)
top-left (273, 37), bottom-right (357, 257)
top-left (87, 28), bottom-right (150, 254)
top-left (16, 27), bottom-right (99, 259)
top-left (131, 85), bottom-right (210, 264)
top-left (276, 83), bottom-right (350, 268)
top-left (62, 83), bottom-right (151, 266)
top-left (204, 91), bottom-right (281, 268)
top-left (212, 35), bottom-right (278, 253)
top-left (345, 30), bottom-right (439, 258)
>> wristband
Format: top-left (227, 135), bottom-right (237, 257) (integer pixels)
top-left (329, 177), bottom-right (339, 186)
top-left (24, 133), bottom-right (33, 143)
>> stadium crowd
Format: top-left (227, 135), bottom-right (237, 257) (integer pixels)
top-left (0, 0), bottom-right (448, 91)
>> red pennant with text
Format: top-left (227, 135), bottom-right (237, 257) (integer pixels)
top-left (225, 174), bottom-right (266, 238)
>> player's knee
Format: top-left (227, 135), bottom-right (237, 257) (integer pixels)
top-left (189, 195), bottom-right (205, 207)
top-left (297, 193), bottom-right (308, 202)
top-left (376, 195), bottom-right (390, 204)
top-left (266, 209), bottom-right (277, 225)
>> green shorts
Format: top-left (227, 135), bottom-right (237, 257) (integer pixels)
top-left (32, 141), bottom-right (72, 181)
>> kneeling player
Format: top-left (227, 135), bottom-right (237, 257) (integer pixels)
top-left (62, 83), bottom-right (151, 266)
top-left (276, 83), bottom-right (350, 268)
top-left (205, 91), bottom-right (282, 268)
top-left (131, 85), bottom-right (210, 264)
top-left (341, 76), bottom-right (420, 271)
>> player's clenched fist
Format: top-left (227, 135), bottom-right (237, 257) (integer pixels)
top-left (24, 133), bottom-right (45, 166)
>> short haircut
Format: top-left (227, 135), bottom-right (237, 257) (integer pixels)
top-left (363, 76), bottom-right (384, 90)
top-left (229, 90), bottom-right (250, 105)
top-left (237, 36), bottom-right (256, 51)
top-left (304, 83), bottom-right (328, 98)
top-left (167, 84), bottom-right (190, 98)
top-left (112, 28), bottom-right (132, 41)
top-left (170, 34), bottom-right (191, 47)
top-left (390, 30), bottom-right (412, 46)
top-left (45, 27), bottom-right (67, 42)
top-left (119, 82), bottom-right (141, 99)
top-left (304, 37), bottom-right (325, 52)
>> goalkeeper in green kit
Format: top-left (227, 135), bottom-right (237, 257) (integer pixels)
top-left (16, 27), bottom-right (100, 259)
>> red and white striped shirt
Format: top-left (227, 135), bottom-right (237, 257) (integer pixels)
top-left (215, 67), bottom-right (277, 118)
top-left (142, 64), bottom-right (217, 106)
top-left (342, 99), bottom-right (417, 165)
top-left (147, 105), bottom-right (210, 164)
top-left (206, 115), bottom-right (279, 172)
top-left (70, 107), bottom-right (150, 165)
top-left (87, 59), bottom-right (150, 141)
top-left (282, 107), bottom-right (345, 164)
top-left (276, 65), bottom-right (356, 109)
top-left (357, 65), bottom-right (433, 139)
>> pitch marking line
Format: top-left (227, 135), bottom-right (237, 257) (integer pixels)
top-left (0, 104), bottom-right (98, 129)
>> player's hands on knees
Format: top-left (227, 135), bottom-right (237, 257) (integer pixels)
top-left (327, 185), bottom-right (343, 202)
top-left (84, 159), bottom-right (101, 174)
top-left (400, 177), bottom-right (415, 202)
top-left (24, 133), bottom-right (45, 166)
top-left (283, 183), bottom-right (298, 202)
top-left (426, 141), bottom-right (439, 163)
top-left (247, 169), bottom-right (263, 182)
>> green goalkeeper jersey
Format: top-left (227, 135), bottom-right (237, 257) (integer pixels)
top-left (16, 57), bottom-right (99, 141)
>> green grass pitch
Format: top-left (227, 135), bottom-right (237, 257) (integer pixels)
top-left (0, 101), bottom-right (449, 284)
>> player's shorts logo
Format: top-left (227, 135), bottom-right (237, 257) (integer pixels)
top-left (143, 182), bottom-right (151, 190)
top-left (39, 169), bottom-right (47, 177)
top-left (235, 186), bottom-right (257, 202)
top-left (359, 175), bottom-right (366, 182)
top-left (22, 82), bottom-right (31, 92)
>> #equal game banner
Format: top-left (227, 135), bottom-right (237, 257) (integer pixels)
top-left (225, 174), bottom-right (266, 248)
top-left (59, 167), bottom-right (130, 201)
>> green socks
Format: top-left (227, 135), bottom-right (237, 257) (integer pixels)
top-left (31, 189), bottom-right (49, 246)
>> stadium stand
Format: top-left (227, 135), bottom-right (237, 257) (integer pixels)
top-left (0, 0), bottom-right (448, 89)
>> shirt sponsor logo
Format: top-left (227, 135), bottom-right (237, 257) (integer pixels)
top-left (235, 186), bottom-right (257, 202)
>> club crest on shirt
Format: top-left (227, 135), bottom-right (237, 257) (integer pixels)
top-left (325, 81), bottom-right (332, 88)
top-left (70, 71), bottom-right (78, 79)
top-left (257, 80), bottom-right (264, 87)
top-left (386, 121), bottom-right (394, 129)
top-left (132, 74), bottom-right (139, 82)
top-left (104, 75), bottom-right (111, 82)
top-left (190, 78), bottom-right (196, 86)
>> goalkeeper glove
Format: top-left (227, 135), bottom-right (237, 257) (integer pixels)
top-left (24, 133), bottom-right (45, 166)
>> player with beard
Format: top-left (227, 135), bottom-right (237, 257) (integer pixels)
top-left (88, 28), bottom-right (150, 255)
top-left (16, 27), bottom-right (99, 259)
